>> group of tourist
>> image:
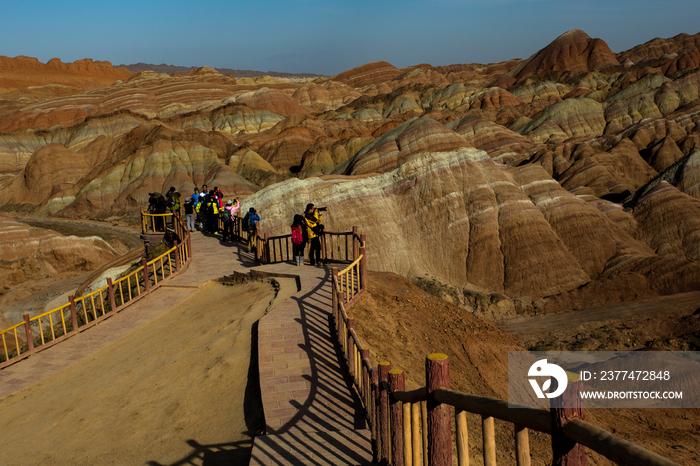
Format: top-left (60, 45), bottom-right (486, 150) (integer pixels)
top-left (171, 186), bottom-right (326, 266)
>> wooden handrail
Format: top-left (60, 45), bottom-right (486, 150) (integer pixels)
top-left (563, 419), bottom-right (682, 466)
top-left (433, 389), bottom-right (552, 434)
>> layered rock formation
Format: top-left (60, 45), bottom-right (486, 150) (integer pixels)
top-left (0, 215), bottom-right (120, 288)
top-left (2, 28), bottom-right (700, 315)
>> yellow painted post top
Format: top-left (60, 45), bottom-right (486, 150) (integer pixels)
top-left (389, 368), bottom-right (403, 375)
top-left (379, 361), bottom-right (391, 366)
top-left (428, 353), bottom-right (448, 361)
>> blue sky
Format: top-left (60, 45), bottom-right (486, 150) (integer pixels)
top-left (2, 0), bottom-right (699, 76)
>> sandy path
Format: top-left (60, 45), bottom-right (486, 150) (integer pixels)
top-left (0, 278), bottom-right (296, 466)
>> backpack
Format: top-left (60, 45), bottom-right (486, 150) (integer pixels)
top-left (242, 212), bottom-right (251, 231)
top-left (247, 214), bottom-right (256, 231)
top-left (207, 200), bottom-right (216, 215)
top-left (291, 227), bottom-right (303, 245)
top-left (221, 208), bottom-right (233, 223)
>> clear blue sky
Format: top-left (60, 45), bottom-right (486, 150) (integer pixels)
top-left (2, 0), bottom-right (699, 76)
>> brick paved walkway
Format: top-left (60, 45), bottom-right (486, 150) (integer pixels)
top-left (0, 231), bottom-right (372, 465)
top-left (245, 260), bottom-right (372, 465)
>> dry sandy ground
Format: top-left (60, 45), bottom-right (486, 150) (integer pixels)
top-left (0, 278), bottom-right (296, 466)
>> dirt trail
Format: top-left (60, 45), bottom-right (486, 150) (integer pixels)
top-left (0, 278), bottom-right (296, 466)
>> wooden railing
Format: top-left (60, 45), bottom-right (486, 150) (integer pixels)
top-left (256, 226), bottom-right (364, 266)
top-left (330, 247), bottom-right (682, 466)
top-left (332, 234), bottom-right (366, 307)
top-left (0, 213), bottom-right (192, 369)
top-left (141, 210), bottom-right (173, 233)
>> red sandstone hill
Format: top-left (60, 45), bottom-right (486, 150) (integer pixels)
top-left (0, 56), bottom-right (131, 95)
top-left (330, 61), bottom-right (404, 88)
top-left (617, 31), bottom-right (700, 64)
top-left (492, 29), bottom-right (620, 88)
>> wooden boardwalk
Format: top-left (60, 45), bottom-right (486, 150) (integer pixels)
top-left (0, 232), bottom-right (372, 465)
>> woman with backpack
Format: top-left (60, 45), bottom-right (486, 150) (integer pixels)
top-left (291, 214), bottom-right (306, 266)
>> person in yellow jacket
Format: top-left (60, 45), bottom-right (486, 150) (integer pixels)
top-left (304, 203), bottom-right (324, 266)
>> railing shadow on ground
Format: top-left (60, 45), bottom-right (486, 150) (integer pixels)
top-left (284, 267), bottom-right (366, 432)
top-left (248, 267), bottom-right (370, 466)
top-left (145, 439), bottom-right (255, 466)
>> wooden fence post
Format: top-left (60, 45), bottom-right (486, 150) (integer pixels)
top-left (362, 349), bottom-right (370, 412)
top-left (551, 377), bottom-right (586, 466)
top-left (456, 408), bottom-right (469, 466)
top-left (359, 234), bottom-right (368, 292)
top-left (371, 367), bottom-right (379, 462)
top-left (426, 353), bottom-right (451, 466)
top-left (412, 401), bottom-right (422, 466)
top-left (69, 296), bottom-right (78, 332)
top-left (107, 278), bottom-right (117, 313)
top-left (174, 240), bottom-right (181, 273)
top-left (23, 314), bottom-right (35, 354)
top-left (515, 424), bottom-right (531, 466)
top-left (236, 209), bottom-right (242, 240)
top-left (347, 319), bottom-right (355, 380)
top-left (482, 415), bottom-right (496, 466)
top-left (378, 362), bottom-right (391, 465)
top-left (353, 226), bottom-right (359, 260)
top-left (389, 369), bottom-right (405, 466)
top-left (142, 257), bottom-right (150, 293)
top-left (332, 267), bottom-right (339, 326)
top-left (338, 292), bottom-right (345, 336)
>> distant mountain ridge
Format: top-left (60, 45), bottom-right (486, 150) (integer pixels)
top-left (121, 62), bottom-right (324, 79)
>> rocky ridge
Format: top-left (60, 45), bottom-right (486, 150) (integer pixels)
top-left (2, 29), bottom-right (700, 317)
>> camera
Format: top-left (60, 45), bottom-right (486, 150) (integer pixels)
top-left (317, 207), bottom-right (328, 212)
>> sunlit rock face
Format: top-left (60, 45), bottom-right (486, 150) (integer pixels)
top-left (0, 215), bottom-right (120, 287)
top-left (238, 145), bottom-right (700, 308)
top-left (343, 117), bottom-right (471, 175)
